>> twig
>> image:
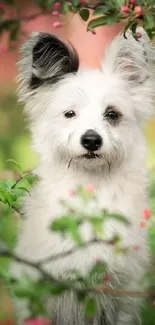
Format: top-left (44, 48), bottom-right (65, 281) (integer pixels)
top-left (2, 2), bottom-right (112, 23)
top-left (11, 175), bottom-right (24, 190)
top-left (96, 286), bottom-right (155, 298)
top-left (12, 204), bottom-right (24, 216)
top-left (0, 249), bottom-right (155, 298)
top-left (0, 198), bottom-right (24, 216)
top-left (37, 238), bottom-right (115, 264)
top-left (83, 1), bottom-right (105, 10)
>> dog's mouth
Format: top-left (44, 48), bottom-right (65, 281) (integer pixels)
top-left (81, 152), bottom-right (101, 159)
top-left (68, 152), bottom-right (102, 168)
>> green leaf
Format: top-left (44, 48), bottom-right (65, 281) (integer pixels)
top-left (88, 16), bottom-right (111, 30)
top-left (70, 227), bottom-right (83, 246)
top-left (0, 183), bottom-right (9, 190)
top-left (0, 188), bottom-right (13, 206)
top-left (24, 174), bottom-right (35, 185)
top-left (62, 1), bottom-right (72, 13)
top-left (88, 261), bottom-right (106, 284)
top-left (15, 186), bottom-right (31, 196)
top-left (84, 297), bottom-right (97, 318)
top-left (0, 193), bottom-right (6, 203)
top-left (12, 194), bottom-right (17, 202)
top-left (13, 286), bottom-right (36, 298)
top-left (93, 3), bottom-right (114, 16)
top-left (79, 9), bottom-right (90, 21)
top-left (111, 234), bottom-right (121, 245)
top-left (49, 282), bottom-right (67, 295)
top-left (89, 216), bottom-right (104, 235)
top-left (144, 14), bottom-right (155, 31)
top-left (51, 215), bottom-right (76, 232)
top-left (103, 210), bottom-right (130, 225)
top-left (6, 159), bottom-right (22, 171)
top-left (73, 0), bottom-right (79, 7)
top-left (51, 215), bottom-right (83, 245)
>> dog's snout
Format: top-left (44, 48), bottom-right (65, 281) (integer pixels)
top-left (81, 130), bottom-right (103, 152)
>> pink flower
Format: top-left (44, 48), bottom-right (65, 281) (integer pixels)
top-left (140, 221), bottom-right (146, 228)
top-left (130, 0), bottom-right (136, 4)
top-left (69, 189), bottom-right (76, 196)
top-left (53, 21), bottom-right (62, 28)
top-left (153, 300), bottom-right (155, 306)
top-left (85, 184), bottom-right (94, 192)
top-left (121, 5), bottom-right (129, 14)
top-left (134, 5), bottom-right (143, 16)
top-left (54, 2), bottom-right (61, 9)
top-left (24, 317), bottom-right (51, 325)
top-left (136, 32), bottom-right (142, 39)
top-left (96, 257), bottom-right (101, 263)
top-left (52, 10), bottom-right (59, 16)
top-left (80, 0), bottom-right (85, 3)
top-left (143, 208), bottom-right (151, 220)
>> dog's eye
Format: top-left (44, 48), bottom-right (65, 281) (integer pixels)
top-left (104, 107), bottom-right (121, 122)
top-left (64, 110), bottom-right (76, 118)
top-left (106, 111), bottom-right (119, 120)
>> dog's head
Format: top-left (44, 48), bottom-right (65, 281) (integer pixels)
top-left (18, 30), bottom-right (155, 171)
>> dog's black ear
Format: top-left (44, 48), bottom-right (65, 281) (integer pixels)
top-left (18, 32), bottom-right (79, 101)
top-left (31, 33), bottom-right (79, 88)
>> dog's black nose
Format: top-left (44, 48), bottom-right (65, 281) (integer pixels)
top-left (81, 130), bottom-right (103, 152)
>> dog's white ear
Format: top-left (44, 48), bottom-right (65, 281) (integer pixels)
top-left (102, 29), bottom-right (154, 83)
top-left (102, 29), bottom-right (155, 121)
top-left (18, 32), bottom-right (79, 102)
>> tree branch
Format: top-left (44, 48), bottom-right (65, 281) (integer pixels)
top-left (82, 1), bottom-right (105, 10)
top-left (12, 204), bottom-right (24, 215)
top-left (1, 248), bottom-right (155, 298)
top-left (0, 198), bottom-right (24, 216)
top-left (11, 174), bottom-right (24, 190)
top-left (37, 238), bottom-right (115, 264)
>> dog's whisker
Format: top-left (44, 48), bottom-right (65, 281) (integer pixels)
top-left (68, 157), bottom-right (73, 169)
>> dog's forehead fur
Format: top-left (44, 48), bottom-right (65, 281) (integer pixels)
top-left (42, 71), bottom-right (133, 118)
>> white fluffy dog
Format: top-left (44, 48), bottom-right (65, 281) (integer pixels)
top-left (12, 29), bottom-right (155, 325)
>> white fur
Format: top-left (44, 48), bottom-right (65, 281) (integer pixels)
top-left (11, 29), bottom-right (155, 325)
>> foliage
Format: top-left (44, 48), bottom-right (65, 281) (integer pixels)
top-left (0, 94), bottom-right (36, 171)
top-left (0, 0), bottom-right (155, 53)
top-left (0, 161), bottom-right (155, 323)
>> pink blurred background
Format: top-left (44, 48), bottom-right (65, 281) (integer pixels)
top-left (0, 0), bottom-right (124, 94)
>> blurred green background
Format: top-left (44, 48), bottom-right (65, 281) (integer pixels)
top-left (0, 92), bottom-right (36, 173)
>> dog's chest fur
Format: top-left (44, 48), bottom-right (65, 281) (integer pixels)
top-left (16, 163), bottom-right (148, 283)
